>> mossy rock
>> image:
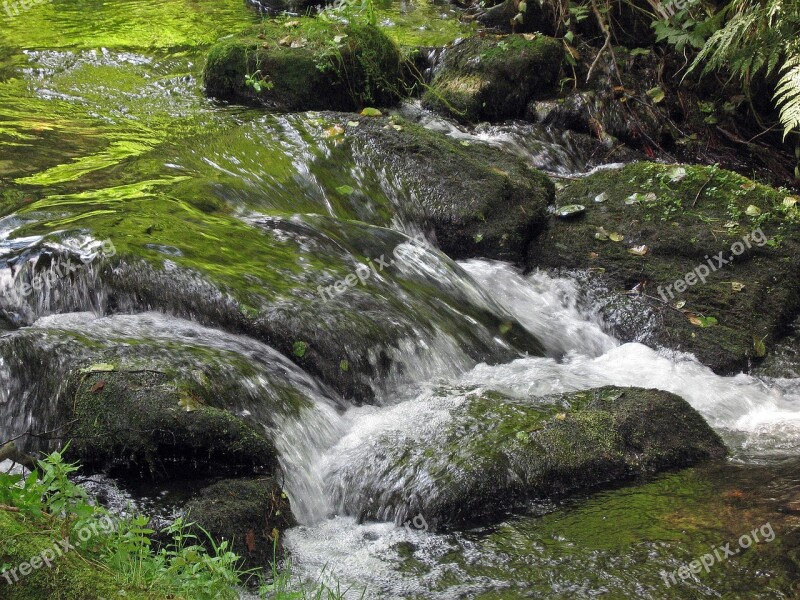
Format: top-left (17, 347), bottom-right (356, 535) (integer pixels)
top-left (204, 19), bottom-right (404, 111)
top-left (185, 477), bottom-right (296, 571)
top-left (328, 385), bottom-right (726, 530)
top-left (0, 511), bottom-right (159, 599)
top-left (527, 162), bottom-right (800, 373)
top-left (422, 34), bottom-right (563, 123)
top-left (318, 113), bottom-right (555, 262)
top-left (65, 369), bottom-right (278, 478)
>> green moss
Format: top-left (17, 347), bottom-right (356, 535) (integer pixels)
top-left (0, 512), bottom-right (160, 600)
top-left (65, 370), bottom-right (278, 477)
top-left (204, 19), bottom-right (404, 110)
top-left (422, 34), bottom-right (564, 123)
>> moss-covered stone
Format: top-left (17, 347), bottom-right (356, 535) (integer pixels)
top-left (204, 19), bottom-right (404, 110)
top-left (185, 477), bottom-right (296, 571)
top-left (328, 385), bottom-right (726, 530)
top-left (0, 512), bottom-right (159, 600)
top-left (318, 113), bottom-right (555, 262)
top-left (422, 34), bottom-right (563, 123)
top-left (528, 162), bottom-right (800, 373)
top-left (64, 369), bottom-right (277, 478)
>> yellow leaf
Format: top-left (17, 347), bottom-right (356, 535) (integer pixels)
top-left (609, 232), bottom-right (624, 242)
top-left (628, 244), bottom-right (648, 255)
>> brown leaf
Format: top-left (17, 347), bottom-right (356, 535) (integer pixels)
top-left (91, 380), bottom-right (105, 394)
top-left (246, 529), bottom-right (256, 553)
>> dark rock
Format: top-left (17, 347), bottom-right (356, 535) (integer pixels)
top-left (328, 385), bottom-right (727, 530)
top-left (186, 477), bottom-right (296, 570)
top-left (422, 34), bottom-right (564, 123)
top-left (528, 162), bottom-right (800, 373)
top-left (204, 20), bottom-right (405, 111)
top-left (320, 114), bottom-right (556, 263)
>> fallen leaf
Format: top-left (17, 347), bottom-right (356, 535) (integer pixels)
top-left (609, 232), bottom-right (624, 242)
top-left (595, 227), bottom-right (610, 241)
top-left (646, 86), bottom-right (665, 104)
top-left (688, 314), bottom-right (718, 328)
top-left (745, 205), bottom-right (762, 216)
top-left (80, 363), bottom-right (115, 373)
top-left (667, 167), bottom-right (687, 182)
top-left (278, 35), bottom-right (292, 46)
top-left (284, 20), bottom-right (300, 27)
top-left (731, 281), bottom-right (745, 292)
top-left (784, 197), bottom-right (798, 209)
top-left (246, 529), bottom-right (256, 553)
top-left (675, 300), bottom-right (686, 309)
top-left (628, 244), bottom-right (648, 255)
top-left (555, 413), bottom-right (567, 421)
top-left (91, 380), bottom-right (105, 394)
top-left (333, 34), bottom-right (348, 43)
top-left (588, 252), bottom-right (599, 259)
top-left (347, 120), bottom-right (359, 127)
top-left (594, 192), bottom-right (607, 203)
top-left (336, 185), bottom-right (355, 195)
top-left (741, 181), bottom-right (756, 191)
top-left (290, 38), bottom-right (308, 49)
top-left (323, 125), bottom-right (344, 138)
top-left (360, 107), bottom-right (382, 117)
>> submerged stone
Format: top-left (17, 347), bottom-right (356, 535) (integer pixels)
top-left (328, 385), bottom-right (726, 530)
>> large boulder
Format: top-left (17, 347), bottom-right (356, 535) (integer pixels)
top-left (204, 20), bottom-right (404, 110)
top-left (422, 34), bottom-right (563, 123)
top-left (327, 385), bottom-right (726, 530)
top-left (316, 114), bottom-right (555, 262)
top-left (528, 162), bottom-right (800, 373)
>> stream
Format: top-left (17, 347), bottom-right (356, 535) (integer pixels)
top-left (1, 1), bottom-right (800, 598)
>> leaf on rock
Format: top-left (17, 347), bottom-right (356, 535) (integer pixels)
top-left (360, 107), bottom-right (382, 117)
top-left (646, 86), bottom-right (665, 104)
top-left (336, 185), bottom-right (355, 195)
top-left (90, 380), bottom-right (105, 394)
top-left (745, 205), bottom-right (762, 216)
top-left (731, 281), bottom-right (746, 292)
top-left (608, 232), bottom-right (624, 242)
top-left (628, 244), bottom-right (648, 255)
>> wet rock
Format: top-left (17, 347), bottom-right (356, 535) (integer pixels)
top-left (475, 0), bottom-right (560, 36)
top-left (319, 114), bottom-right (555, 262)
top-left (328, 385), bottom-right (726, 530)
top-left (528, 162), bottom-right (800, 373)
top-left (0, 314), bottom-right (325, 469)
top-left (0, 207), bottom-right (544, 404)
top-left (422, 34), bottom-right (563, 123)
top-left (66, 370), bottom-right (278, 477)
top-left (186, 477), bottom-right (295, 570)
top-left (204, 20), bottom-right (404, 111)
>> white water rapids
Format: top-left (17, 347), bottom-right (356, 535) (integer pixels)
top-left (264, 258), bottom-right (800, 598)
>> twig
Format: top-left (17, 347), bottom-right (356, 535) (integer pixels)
top-left (586, 0), bottom-right (619, 84)
top-left (692, 172), bottom-right (715, 207)
top-left (0, 505), bottom-right (20, 512)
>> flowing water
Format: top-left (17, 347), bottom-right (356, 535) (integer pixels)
top-left (1, 1), bottom-right (800, 598)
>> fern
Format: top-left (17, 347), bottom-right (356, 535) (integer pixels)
top-left (684, 0), bottom-right (800, 137)
top-left (775, 55), bottom-right (800, 139)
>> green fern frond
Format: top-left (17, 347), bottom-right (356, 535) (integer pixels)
top-left (775, 55), bottom-right (800, 138)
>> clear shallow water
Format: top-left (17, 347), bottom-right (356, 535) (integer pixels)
top-left (0, 1), bottom-right (799, 599)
